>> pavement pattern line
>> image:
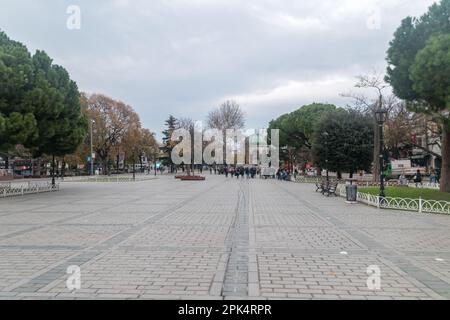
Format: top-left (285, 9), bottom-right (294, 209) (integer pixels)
top-left (275, 181), bottom-right (450, 299)
top-left (6, 178), bottom-right (225, 294)
top-left (221, 180), bottom-right (250, 298)
top-left (1, 176), bottom-right (450, 300)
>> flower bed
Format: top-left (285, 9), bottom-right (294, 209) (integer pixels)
top-left (176, 175), bottom-right (206, 181)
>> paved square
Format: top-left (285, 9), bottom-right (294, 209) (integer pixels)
top-left (0, 175), bottom-right (449, 300)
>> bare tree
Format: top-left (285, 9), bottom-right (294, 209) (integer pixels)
top-left (207, 101), bottom-right (245, 167)
top-left (341, 72), bottom-right (390, 182)
top-left (385, 102), bottom-right (442, 160)
top-left (207, 100), bottom-right (245, 130)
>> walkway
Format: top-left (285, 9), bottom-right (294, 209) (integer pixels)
top-left (0, 175), bottom-right (449, 299)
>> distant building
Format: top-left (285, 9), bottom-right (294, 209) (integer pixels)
top-left (410, 119), bottom-right (442, 171)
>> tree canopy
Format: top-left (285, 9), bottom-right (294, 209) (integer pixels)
top-left (82, 93), bottom-right (139, 174)
top-left (410, 34), bottom-right (450, 121)
top-left (386, 0), bottom-right (450, 192)
top-left (312, 110), bottom-right (374, 177)
top-left (0, 31), bottom-right (38, 152)
top-left (268, 103), bottom-right (337, 151)
top-left (386, 0), bottom-right (450, 105)
top-left (0, 30), bottom-right (87, 159)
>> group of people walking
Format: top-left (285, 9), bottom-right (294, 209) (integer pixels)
top-left (207, 165), bottom-right (298, 182)
top-left (220, 166), bottom-right (259, 179)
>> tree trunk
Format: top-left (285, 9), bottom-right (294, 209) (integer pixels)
top-left (103, 159), bottom-right (108, 175)
top-left (440, 127), bottom-right (450, 192)
top-left (35, 158), bottom-right (41, 177)
top-left (372, 118), bottom-right (380, 183)
top-left (186, 164), bottom-right (192, 176)
top-left (61, 158), bottom-right (66, 178)
top-left (51, 155), bottom-right (55, 187)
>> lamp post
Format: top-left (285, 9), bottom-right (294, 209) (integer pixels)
top-left (90, 120), bottom-right (95, 176)
top-left (323, 131), bottom-right (330, 184)
top-left (375, 108), bottom-right (388, 201)
top-left (51, 154), bottom-right (55, 188)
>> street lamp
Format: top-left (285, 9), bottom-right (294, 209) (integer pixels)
top-left (51, 154), bottom-right (56, 188)
top-left (323, 131), bottom-right (330, 183)
top-left (90, 119), bottom-right (95, 176)
top-left (375, 108), bottom-right (388, 201)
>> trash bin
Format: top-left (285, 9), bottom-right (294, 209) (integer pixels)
top-left (346, 184), bottom-right (358, 203)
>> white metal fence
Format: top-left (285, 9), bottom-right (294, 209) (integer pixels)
top-left (0, 182), bottom-right (59, 198)
top-left (63, 175), bottom-right (157, 183)
top-left (338, 186), bottom-right (450, 215)
top-left (407, 183), bottom-right (441, 190)
top-left (296, 177), bottom-right (335, 184)
top-left (296, 176), bottom-right (398, 186)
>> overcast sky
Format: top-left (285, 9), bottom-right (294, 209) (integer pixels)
top-left (0, 0), bottom-right (436, 139)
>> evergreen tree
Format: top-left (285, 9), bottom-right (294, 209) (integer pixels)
top-left (312, 110), bottom-right (374, 178)
top-left (24, 51), bottom-right (87, 157)
top-left (0, 31), bottom-right (38, 154)
top-left (386, 0), bottom-right (450, 191)
top-left (0, 30), bottom-right (87, 179)
top-left (162, 115), bottom-right (178, 170)
top-left (268, 103), bottom-right (337, 167)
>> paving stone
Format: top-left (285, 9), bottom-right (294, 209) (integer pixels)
top-left (0, 176), bottom-right (448, 300)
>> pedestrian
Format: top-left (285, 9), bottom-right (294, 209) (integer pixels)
top-left (251, 167), bottom-right (256, 179)
top-left (399, 171), bottom-right (408, 186)
top-left (430, 169), bottom-right (437, 187)
top-left (413, 169), bottom-right (423, 188)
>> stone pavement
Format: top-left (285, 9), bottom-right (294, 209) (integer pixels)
top-left (0, 175), bottom-right (449, 300)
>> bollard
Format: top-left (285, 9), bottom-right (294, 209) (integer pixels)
top-left (419, 197), bottom-right (422, 214)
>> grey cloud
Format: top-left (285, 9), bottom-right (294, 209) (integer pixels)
top-left (0, 0), bottom-right (436, 137)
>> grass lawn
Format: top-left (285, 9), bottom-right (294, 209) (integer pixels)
top-left (359, 187), bottom-right (450, 202)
